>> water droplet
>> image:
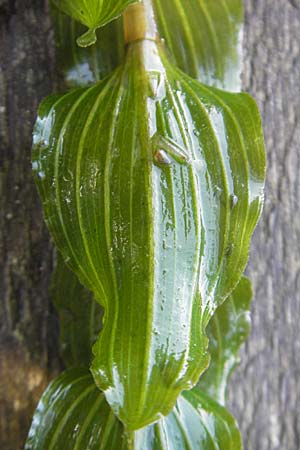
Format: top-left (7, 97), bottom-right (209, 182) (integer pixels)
top-left (230, 194), bottom-right (238, 208)
top-left (62, 169), bottom-right (74, 183)
top-left (76, 28), bottom-right (97, 48)
top-left (38, 171), bottom-right (45, 179)
top-left (193, 129), bottom-right (200, 137)
top-left (186, 380), bottom-right (194, 389)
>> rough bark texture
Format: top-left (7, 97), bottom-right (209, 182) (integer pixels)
top-left (0, 0), bottom-right (299, 449)
top-left (228, 1), bottom-right (300, 449)
top-left (0, 2), bottom-right (61, 449)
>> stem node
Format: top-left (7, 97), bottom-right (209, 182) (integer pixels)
top-left (123, 1), bottom-right (158, 44)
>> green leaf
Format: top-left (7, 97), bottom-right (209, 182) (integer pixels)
top-left (51, 0), bottom-right (137, 47)
top-left (25, 369), bottom-right (126, 450)
top-left (32, 40), bottom-right (265, 429)
top-left (50, 5), bottom-right (124, 88)
top-left (50, 0), bottom-right (243, 90)
top-left (199, 276), bottom-right (252, 405)
top-left (153, 0), bottom-right (243, 91)
top-left (25, 368), bottom-right (242, 450)
top-left (52, 250), bottom-right (252, 405)
top-left (51, 252), bottom-right (103, 368)
top-left (52, 252), bottom-right (252, 403)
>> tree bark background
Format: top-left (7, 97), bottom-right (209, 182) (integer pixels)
top-left (0, 0), bottom-right (299, 449)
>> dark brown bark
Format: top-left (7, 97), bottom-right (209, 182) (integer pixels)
top-left (0, 0), bottom-right (299, 449)
top-left (0, 2), bottom-right (61, 449)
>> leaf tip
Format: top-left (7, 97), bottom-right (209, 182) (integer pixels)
top-left (76, 28), bottom-right (97, 47)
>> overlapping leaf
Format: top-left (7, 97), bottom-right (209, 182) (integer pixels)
top-left (32, 38), bottom-right (265, 429)
top-left (51, 258), bottom-right (253, 405)
top-left (26, 266), bottom-right (249, 449)
top-left (50, 4), bottom-right (124, 88)
top-left (199, 276), bottom-right (252, 404)
top-left (51, 253), bottom-right (103, 367)
top-left (153, 0), bottom-right (243, 91)
top-left (50, 0), bottom-right (243, 90)
top-left (25, 368), bottom-right (241, 450)
top-left (52, 0), bottom-right (137, 46)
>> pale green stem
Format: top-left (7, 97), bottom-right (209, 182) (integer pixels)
top-left (123, 0), bottom-right (158, 43)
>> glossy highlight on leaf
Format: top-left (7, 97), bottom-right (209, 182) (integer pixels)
top-left (50, 0), bottom-right (243, 90)
top-left (50, 4), bottom-right (124, 88)
top-left (153, 0), bottom-right (244, 91)
top-left (52, 0), bottom-right (137, 47)
top-left (52, 251), bottom-right (252, 403)
top-left (199, 276), bottom-right (252, 405)
top-left (25, 368), bottom-right (242, 450)
top-left (52, 256), bottom-right (252, 404)
top-left (32, 39), bottom-right (265, 429)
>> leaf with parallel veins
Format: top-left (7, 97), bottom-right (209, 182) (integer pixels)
top-left (153, 0), bottom-right (243, 91)
top-left (50, 252), bottom-right (103, 368)
top-left (32, 38), bottom-right (265, 429)
top-left (52, 0), bottom-right (138, 47)
top-left (26, 268), bottom-right (248, 448)
top-left (51, 255), bottom-right (252, 401)
top-left (50, 4), bottom-right (124, 89)
top-left (25, 368), bottom-right (242, 450)
top-left (51, 257), bottom-right (253, 406)
top-left (199, 275), bottom-right (252, 405)
top-left (50, 0), bottom-right (243, 90)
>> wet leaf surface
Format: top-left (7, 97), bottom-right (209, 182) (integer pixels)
top-left (51, 0), bottom-right (243, 90)
top-left (32, 39), bottom-right (265, 429)
top-left (25, 368), bottom-right (242, 450)
top-left (52, 0), bottom-right (136, 47)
